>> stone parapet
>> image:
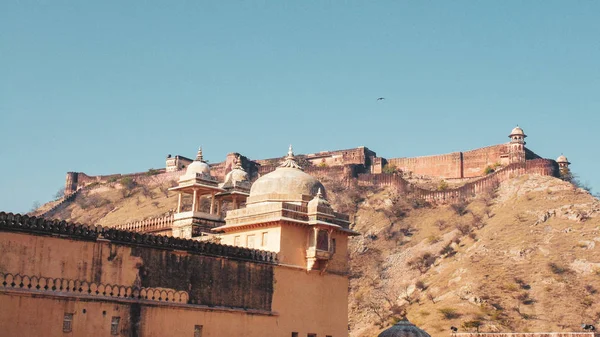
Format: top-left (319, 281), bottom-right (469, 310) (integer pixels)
top-left (0, 272), bottom-right (189, 304)
top-left (224, 202), bottom-right (352, 230)
top-left (0, 212), bottom-right (278, 264)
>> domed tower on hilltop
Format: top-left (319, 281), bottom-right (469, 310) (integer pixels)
top-left (214, 145), bottom-right (359, 272)
top-left (557, 154), bottom-right (571, 169)
top-left (556, 154), bottom-right (572, 180)
top-left (509, 126), bottom-right (527, 164)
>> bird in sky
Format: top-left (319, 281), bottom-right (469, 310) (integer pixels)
top-left (377, 97), bottom-right (385, 101)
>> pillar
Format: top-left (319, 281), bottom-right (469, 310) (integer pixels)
top-left (177, 193), bottom-right (182, 213)
top-left (192, 190), bottom-right (198, 212)
top-left (233, 196), bottom-right (238, 209)
top-left (217, 199), bottom-right (223, 216)
top-left (210, 192), bottom-right (215, 214)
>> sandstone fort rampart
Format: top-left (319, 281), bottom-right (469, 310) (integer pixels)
top-left (61, 127), bottom-right (564, 205)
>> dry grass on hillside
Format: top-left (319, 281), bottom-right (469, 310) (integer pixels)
top-left (341, 175), bottom-right (600, 337)
top-left (47, 178), bottom-right (181, 226)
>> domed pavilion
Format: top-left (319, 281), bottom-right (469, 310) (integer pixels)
top-left (214, 145), bottom-right (359, 271)
top-left (169, 147), bottom-right (225, 237)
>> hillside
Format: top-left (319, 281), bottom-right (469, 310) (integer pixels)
top-left (33, 173), bottom-right (600, 336)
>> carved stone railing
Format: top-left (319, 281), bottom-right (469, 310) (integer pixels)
top-left (225, 202), bottom-right (352, 230)
top-left (0, 212), bottom-right (278, 264)
top-left (113, 214), bottom-right (174, 233)
top-left (0, 272), bottom-right (189, 304)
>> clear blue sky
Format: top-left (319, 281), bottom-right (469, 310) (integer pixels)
top-left (1, 1), bottom-right (599, 213)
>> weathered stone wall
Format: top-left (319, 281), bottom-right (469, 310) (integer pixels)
top-left (64, 170), bottom-right (183, 195)
top-left (358, 159), bottom-right (559, 203)
top-left (461, 144), bottom-right (508, 177)
top-left (388, 152), bottom-right (463, 178)
top-left (387, 143), bottom-right (532, 179)
top-left (0, 212), bottom-right (277, 311)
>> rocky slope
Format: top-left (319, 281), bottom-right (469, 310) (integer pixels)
top-left (33, 174), bottom-right (600, 336)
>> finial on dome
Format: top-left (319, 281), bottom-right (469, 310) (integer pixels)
top-left (279, 144), bottom-right (303, 170)
top-left (196, 147), bottom-right (204, 162)
top-left (233, 154), bottom-right (245, 171)
top-left (316, 188), bottom-right (323, 198)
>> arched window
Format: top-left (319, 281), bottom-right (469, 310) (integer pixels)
top-left (317, 230), bottom-right (329, 251)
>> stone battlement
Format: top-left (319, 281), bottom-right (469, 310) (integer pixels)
top-left (0, 212), bottom-right (278, 264)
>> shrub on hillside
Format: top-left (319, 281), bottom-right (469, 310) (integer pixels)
top-left (409, 197), bottom-right (430, 209)
top-left (438, 307), bottom-right (461, 319)
top-left (455, 222), bottom-right (473, 235)
top-left (408, 252), bottom-right (437, 274)
top-left (120, 177), bottom-right (137, 198)
top-left (435, 219), bottom-right (448, 230)
top-left (439, 244), bottom-right (456, 257)
top-left (484, 166), bottom-right (495, 175)
top-left (450, 199), bottom-right (469, 216)
top-left (437, 180), bottom-right (449, 191)
top-left (548, 262), bottom-right (572, 275)
top-left (146, 168), bottom-right (161, 176)
top-left (382, 164), bottom-right (398, 174)
top-left (462, 320), bottom-right (482, 332)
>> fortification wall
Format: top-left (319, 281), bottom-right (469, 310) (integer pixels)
top-left (65, 170), bottom-right (180, 195)
top-left (388, 152), bottom-right (463, 178)
top-left (461, 144), bottom-right (508, 177)
top-left (358, 159), bottom-right (559, 203)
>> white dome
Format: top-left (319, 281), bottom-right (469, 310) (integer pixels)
top-left (186, 160), bottom-right (211, 176)
top-left (249, 167), bottom-right (325, 200)
top-left (183, 147), bottom-right (211, 177)
top-left (557, 155), bottom-right (569, 163)
top-left (510, 126), bottom-right (526, 136)
top-left (247, 145), bottom-right (325, 204)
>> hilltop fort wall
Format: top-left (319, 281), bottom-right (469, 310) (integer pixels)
top-left (62, 126), bottom-right (564, 205)
top-left (388, 152), bottom-right (464, 178)
top-left (357, 158), bottom-right (559, 202)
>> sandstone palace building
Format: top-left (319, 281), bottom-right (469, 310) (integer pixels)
top-left (0, 147), bottom-right (358, 337)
